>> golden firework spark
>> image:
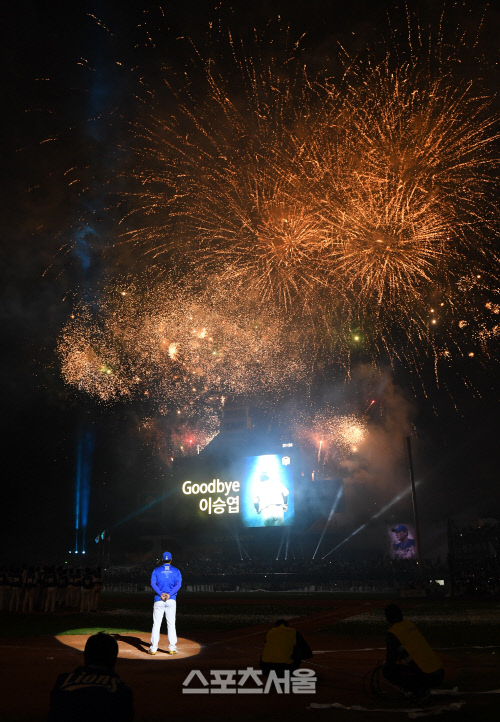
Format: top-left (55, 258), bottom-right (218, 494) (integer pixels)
top-left (115, 18), bottom-right (499, 383)
top-left (55, 10), bottom-right (500, 410)
top-left (293, 406), bottom-right (367, 460)
top-left (58, 274), bottom-right (308, 406)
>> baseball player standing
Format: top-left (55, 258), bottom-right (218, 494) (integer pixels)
top-left (148, 552), bottom-right (182, 655)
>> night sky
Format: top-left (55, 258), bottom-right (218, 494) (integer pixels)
top-left (3, 0), bottom-right (500, 564)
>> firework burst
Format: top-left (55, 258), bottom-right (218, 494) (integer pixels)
top-left (120, 25), bottom-right (332, 311)
top-left (115, 17), bottom-right (499, 385)
top-left (321, 60), bottom-right (499, 309)
top-left (53, 9), bottom-right (500, 414)
top-left (293, 406), bottom-right (368, 461)
top-left (58, 274), bottom-right (308, 407)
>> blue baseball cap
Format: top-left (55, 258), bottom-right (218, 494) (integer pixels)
top-left (162, 551), bottom-right (172, 561)
top-left (391, 525), bottom-right (408, 533)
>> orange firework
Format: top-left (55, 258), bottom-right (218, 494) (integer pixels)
top-left (56, 10), bottom-right (500, 406)
top-left (58, 273), bottom-right (308, 406)
top-left (118, 17), bottom-right (499, 381)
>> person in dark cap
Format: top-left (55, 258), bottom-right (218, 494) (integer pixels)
top-left (148, 552), bottom-right (182, 655)
top-left (48, 631), bottom-right (133, 721)
top-left (383, 604), bottom-right (444, 704)
top-left (391, 525), bottom-right (416, 559)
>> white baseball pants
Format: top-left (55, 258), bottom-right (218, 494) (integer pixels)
top-left (150, 599), bottom-right (177, 652)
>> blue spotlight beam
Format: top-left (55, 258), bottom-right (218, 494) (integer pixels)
top-left (111, 487), bottom-right (178, 529)
top-left (80, 430), bottom-right (95, 554)
top-left (321, 485), bottom-right (415, 560)
top-left (74, 428), bottom-right (95, 555)
top-left (74, 438), bottom-right (82, 553)
top-left (70, 26), bottom-right (120, 557)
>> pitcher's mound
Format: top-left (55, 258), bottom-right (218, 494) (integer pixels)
top-left (55, 633), bottom-right (202, 659)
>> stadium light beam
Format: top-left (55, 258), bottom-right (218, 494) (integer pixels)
top-left (111, 487), bottom-right (177, 529)
top-left (240, 543), bottom-right (251, 560)
top-left (74, 428), bottom-right (95, 555)
top-left (234, 530), bottom-right (251, 561)
top-left (276, 529), bottom-right (286, 560)
top-left (312, 486), bottom-right (344, 559)
top-left (234, 534), bottom-right (244, 561)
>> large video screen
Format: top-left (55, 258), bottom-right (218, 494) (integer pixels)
top-left (178, 451), bottom-right (295, 528)
top-left (242, 454), bottom-right (295, 528)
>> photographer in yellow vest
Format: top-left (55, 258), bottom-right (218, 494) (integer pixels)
top-left (260, 619), bottom-right (313, 676)
top-left (383, 604), bottom-right (444, 704)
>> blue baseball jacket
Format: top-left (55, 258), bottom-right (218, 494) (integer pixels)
top-left (150, 563), bottom-right (182, 602)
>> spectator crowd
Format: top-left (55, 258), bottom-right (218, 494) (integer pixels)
top-left (4, 529), bottom-right (500, 607)
top-left (103, 553), bottom-right (449, 595)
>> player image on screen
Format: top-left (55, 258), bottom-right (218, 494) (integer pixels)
top-left (254, 470), bottom-right (289, 526)
top-left (388, 524), bottom-right (416, 559)
top-left (242, 454), bottom-right (294, 528)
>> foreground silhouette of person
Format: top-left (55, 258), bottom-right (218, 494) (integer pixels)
top-left (383, 603), bottom-right (444, 704)
top-left (48, 631), bottom-right (134, 721)
top-left (260, 619), bottom-right (313, 675)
